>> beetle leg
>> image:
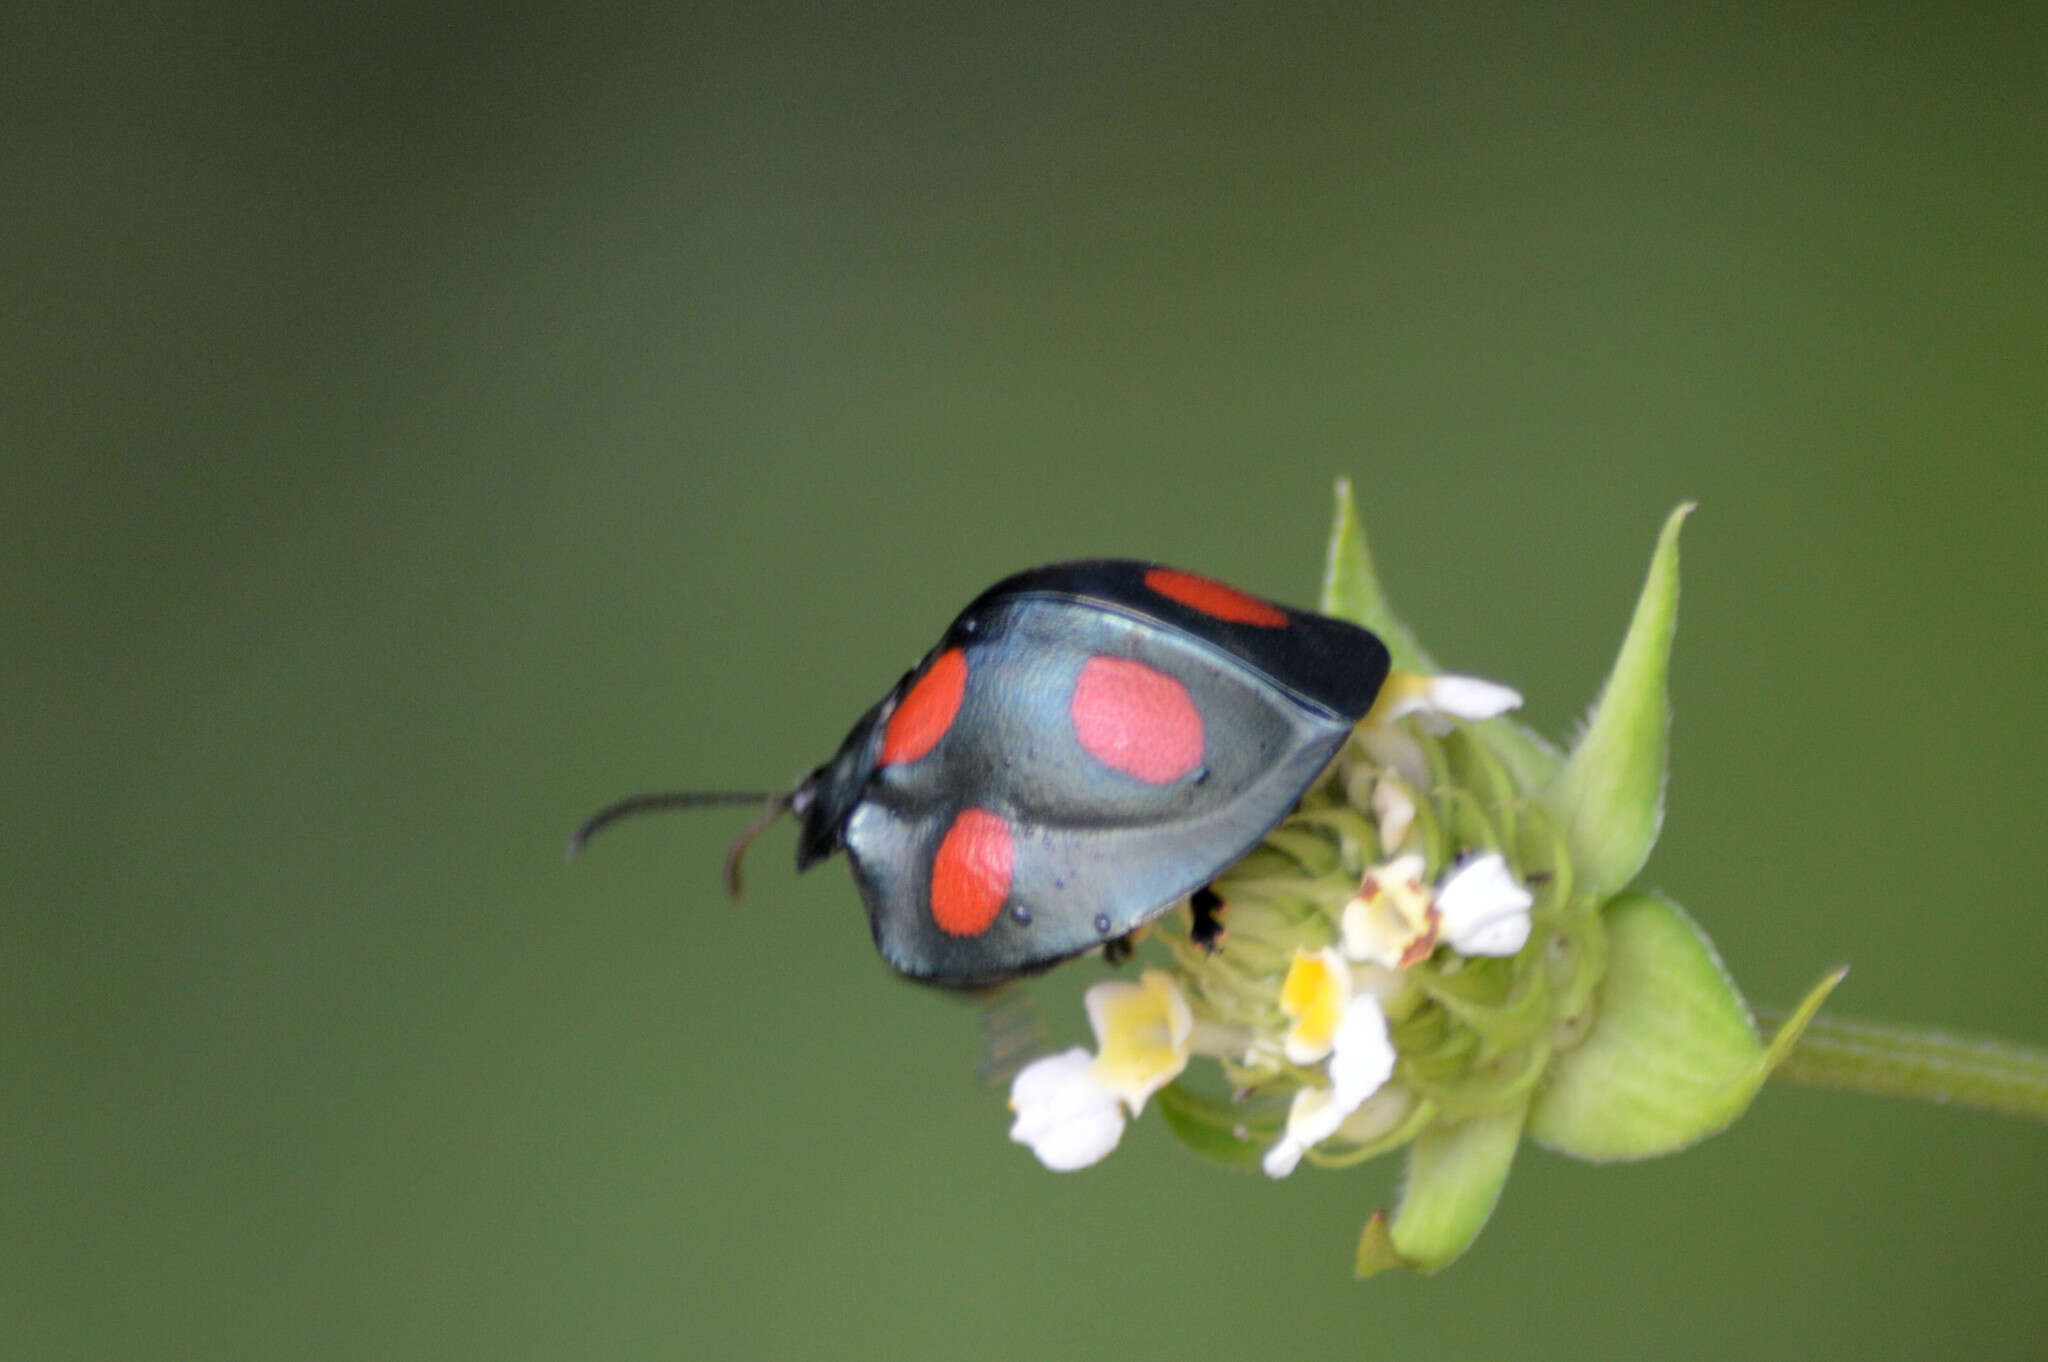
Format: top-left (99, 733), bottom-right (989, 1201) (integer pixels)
top-left (1189, 886), bottom-right (1227, 953)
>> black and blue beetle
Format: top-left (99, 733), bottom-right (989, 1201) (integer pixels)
top-left (573, 560), bottom-right (1390, 988)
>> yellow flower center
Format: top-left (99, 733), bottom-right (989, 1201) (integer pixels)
top-left (1361, 671), bottom-right (1435, 727)
top-left (1278, 948), bottom-right (1350, 1063)
top-left (1088, 969), bottom-right (1192, 1111)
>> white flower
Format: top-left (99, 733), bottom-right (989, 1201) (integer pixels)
top-left (1341, 852), bottom-right (1533, 969)
top-left (1007, 970), bottom-right (1193, 1171)
top-left (1085, 969), bottom-right (1194, 1113)
top-left (1263, 949), bottom-right (1398, 1177)
top-left (1368, 670), bottom-right (1524, 730)
top-left (1340, 854), bottom-right (1440, 969)
top-left (1436, 853), bottom-right (1535, 958)
top-left (1009, 1049), bottom-right (1125, 1171)
top-left (1355, 670), bottom-right (1523, 784)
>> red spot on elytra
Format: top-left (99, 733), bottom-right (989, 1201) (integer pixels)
top-left (930, 807), bottom-right (1013, 937)
top-left (882, 647), bottom-right (968, 766)
top-left (1069, 656), bottom-right (1205, 784)
top-left (1143, 567), bottom-right (1289, 628)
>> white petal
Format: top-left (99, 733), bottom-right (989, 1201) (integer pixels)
top-left (1022, 1105), bottom-right (1125, 1172)
top-left (1381, 673), bottom-right (1524, 725)
top-left (1262, 1085), bottom-right (1348, 1179)
top-left (1289, 1083), bottom-right (1355, 1148)
top-left (1261, 1134), bottom-right (1308, 1179)
top-left (1436, 853), bottom-right (1535, 958)
top-left (1261, 999), bottom-right (1397, 1180)
top-left (1339, 897), bottom-right (1400, 969)
top-left (1008, 1048), bottom-right (1126, 1171)
top-left (1010, 1047), bottom-right (1096, 1110)
top-left (1371, 778), bottom-right (1417, 850)
top-left (1327, 996), bottom-right (1397, 1107)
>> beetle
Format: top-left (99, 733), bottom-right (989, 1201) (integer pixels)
top-left (571, 560), bottom-right (1390, 988)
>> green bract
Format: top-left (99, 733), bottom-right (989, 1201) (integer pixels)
top-left (1147, 479), bottom-right (1838, 1277)
top-left (1527, 894), bottom-right (1843, 1162)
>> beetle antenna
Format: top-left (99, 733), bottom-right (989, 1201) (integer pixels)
top-left (720, 794), bottom-right (795, 901)
top-left (566, 790), bottom-right (783, 863)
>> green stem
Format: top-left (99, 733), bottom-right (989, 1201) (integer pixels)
top-left (1756, 1010), bottom-right (2048, 1125)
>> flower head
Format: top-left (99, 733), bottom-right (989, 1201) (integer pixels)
top-left (999, 481), bottom-right (1843, 1278)
top-left (1340, 852), bottom-right (1533, 969)
top-left (1265, 950), bottom-right (1397, 1177)
top-left (1008, 969), bottom-right (1192, 1170)
top-left (1084, 968), bottom-right (1194, 1112)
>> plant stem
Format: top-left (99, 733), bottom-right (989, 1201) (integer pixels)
top-left (1756, 1010), bottom-right (2048, 1125)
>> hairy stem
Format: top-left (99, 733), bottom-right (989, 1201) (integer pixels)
top-left (1757, 1010), bottom-right (2048, 1125)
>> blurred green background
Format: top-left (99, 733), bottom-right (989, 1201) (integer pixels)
top-left (8, 4), bottom-right (2045, 1358)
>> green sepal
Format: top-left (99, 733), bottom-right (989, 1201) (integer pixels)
top-left (1320, 475), bottom-right (1435, 672)
top-left (1763, 967), bottom-right (1850, 1072)
top-left (1545, 504), bottom-right (1692, 899)
top-left (1442, 726), bottom-right (1520, 830)
top-left (1525, 892), bottom-right (1845, 1161)
top-left (1321, 476), bottom-right (1561, 791)
top-left (1508, 798), bottom-right (1577, 923)
top-left (1354, 1104), bottom-right (1527, 1277)
top-left (1476, 719), bottom-right (1564, 797)
top-left (1154, 1081), bottom-right (1282, 1171)
top-left (1286, 805), bottom-right (1383, 877)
